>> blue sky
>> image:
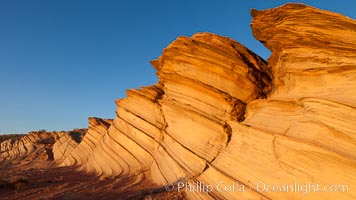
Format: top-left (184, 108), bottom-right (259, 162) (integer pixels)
top-left (1, 0), bottom-right (355, 134)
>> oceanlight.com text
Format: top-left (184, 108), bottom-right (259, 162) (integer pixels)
top-left (165, 181), bottom-right (349, 195)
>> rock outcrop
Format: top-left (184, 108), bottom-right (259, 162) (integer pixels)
top-left (55, 4), bottom-right (356, 199)
top-left (251, 4), bottom-right (356, 109)
top-left (1, 3), bottom-right (355, 200)
top-left (58, 117), bottom-right (112, 171)
top-left (52, 131), bottom-right (82, 162)
top-left (0, 131), bottom-right (56, 163)
top-left (0, 129), bottom-right (86, 168)
top-left (58, 33), bottom-right (272, 187)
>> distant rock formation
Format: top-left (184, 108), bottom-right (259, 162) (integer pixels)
top-left (1, 3), bottom-right (355, 200)
top-left (0, 129), bottom-right (86, 167)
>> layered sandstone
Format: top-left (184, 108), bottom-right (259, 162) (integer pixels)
top-left (250, 4), bottom-right (356, 107)
top-left (55, 4), bottom-right (356, 199)
top-left (1, 3), bottom-right (355, 200)
top-left (0, 129), bottom-right (86, 168)
top-left (59, 117), bottom-right (113, 172)
top-left (0, 131), bottom-right (56, 163)
top-left (58, 33), bottom-right (272, 187)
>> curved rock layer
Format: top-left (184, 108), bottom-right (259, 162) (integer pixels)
top-left (0, 129), bottom-right (86, 167)
top-left (59, 118), bottom-right (112, 170)
top-left (0, 132), bottom-right (56, 163)
top-left (59, 33), bottom-right (272, 189)
top-left (251, 3), bottom-right (356, 107)
top-left (0, 129), bottom-right (87, 167)
top-left (248, 2), bottom-right (356, 167)
top-left (57, 4), bottom-right (356, 199)
top-left (1, 3), bottom-right (355, 200)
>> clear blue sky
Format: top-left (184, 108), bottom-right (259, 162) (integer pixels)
top-left (1, 0), bottom-right (355, 134)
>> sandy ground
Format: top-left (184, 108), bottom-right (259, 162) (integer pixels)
top-left (0, 162), bottom-right (186, 200)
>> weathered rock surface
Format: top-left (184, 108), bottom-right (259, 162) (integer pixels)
top-left (59, 33), bottom-right (272, 186)
top-left (251, 3), bottom-right (356, 107)
top-left (52, 130), bottom-right (84, 162)
top-left (1, 3), bottom-right (355, 200)
top-left (59, 117), bottom-right (113, 171)
top-left (0, 129), bottom-right (86, 168)
top-left (0, 131), bottom-right (56, 163)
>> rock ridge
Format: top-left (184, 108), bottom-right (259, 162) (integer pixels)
top-left (1, 3), bottom-right (356, 200)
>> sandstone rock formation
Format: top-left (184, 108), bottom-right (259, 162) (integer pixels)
top-left (59, 117), bottom-right (112, 171)
top-left (1, 3), bottom-right (355, 200)
top-left (0, 131), bottom-right (56, 163)
top-left (0, 129), bottom-right (86, 168)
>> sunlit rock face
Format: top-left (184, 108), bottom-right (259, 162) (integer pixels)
top-left (238, 3), bottom-right (356, 200)
top-left (57, 32), bottom-right (272, 192)
top-left (58, 117), bottom-right (112, 168)
top-left (251, 3), bottom-right (356, 108)
top-left (55, 4), bottom-right (356, 198)
top-left (1, 3), bottom-right (356, 200)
